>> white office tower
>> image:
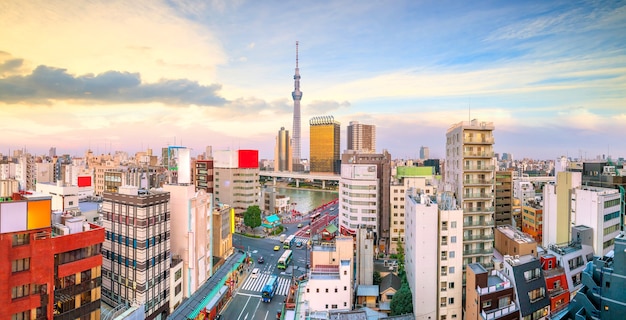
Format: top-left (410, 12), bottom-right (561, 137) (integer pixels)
top-left (338, 164), bottom-right (379, 236)
top-left (405, 190), bottom-right (463, 320)
top-left (445, 119), bottom-right (496, 268)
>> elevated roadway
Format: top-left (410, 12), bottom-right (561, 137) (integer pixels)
top-left (260, 171), bottom-right (340, 188)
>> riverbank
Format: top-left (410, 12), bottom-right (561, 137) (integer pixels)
top-left (264, 182), bottom-right (339, 193)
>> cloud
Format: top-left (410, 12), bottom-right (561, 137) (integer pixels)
top-left (305, 100), bottom-right (351, 115)
top-left (0, 65), bottom-right (227, 106)
top-left (0, 58), bottom-right (23, 75)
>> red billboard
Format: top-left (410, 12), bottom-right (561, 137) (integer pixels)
top-left (238, 150), bottom-right (258, 168)
top-left (77, 176), bottom-right (92, 187)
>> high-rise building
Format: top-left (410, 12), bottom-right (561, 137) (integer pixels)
top-left (419, 146), bottom-right (430, 160)
top-left (544, 171), bottom-right (622, 256)
top-left (101, 187), bottom-right (171, 319)
top-left (494, 170), bottom-right (513, 227)
top-left (445, 119), bottom-right (496, 269)
top-left (0, 193), bottom-right (104, 320)
top-left (274, 127), bottom-right (292, 172)
top-left (347, 121), bottom-right (376, 153)
top-left (309, 116), bottom-right (340, 174)
top-left (213, 149), bottom-right (260, 216)
top-left (291, 41), bottom-right (303, 171)
top-left (405, 190), bottom-right (463, 320)
top-left (390, 166), bottom-right (438, 254)
top-left (194, 159), bottom-right (214, 193)
top-left (340, 150), bottom-right (391, 252)
top-left (164, 185), bottom-right (213, 298)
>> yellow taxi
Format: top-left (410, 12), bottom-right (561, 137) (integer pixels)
top-left (273, 245), bottom-right (280, 251)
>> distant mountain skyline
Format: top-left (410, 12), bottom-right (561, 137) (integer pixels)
top-left (1, 0), bottom-right (624, 160)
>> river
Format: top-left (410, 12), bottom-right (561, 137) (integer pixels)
top-left (273, 187), bottom-right (338, 214)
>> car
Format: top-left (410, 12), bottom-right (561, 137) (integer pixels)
top-left (257, 256), bottom-right (264, 264)
top-left (305, 230), bottom-right (310, 235)
top-left (296, 241), bottom-right (302, 248)
top-left (297, 223), bottom-right (303, 228)
top-left (251, 268), bottom-right (260, 278)
top-left (274, 245), bottom-right (280, 251)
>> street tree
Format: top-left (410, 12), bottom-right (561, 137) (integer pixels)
top-left (243, 205), bottom-right (262, 229)
top-left (390, 282), bottom-right (413, 315)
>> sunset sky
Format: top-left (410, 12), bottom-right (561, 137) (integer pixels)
top-left (1, 0), bottom-right (625, 161)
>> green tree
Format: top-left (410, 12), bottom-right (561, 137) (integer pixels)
top-left (390, 283), bottom-right (413, 316)
top-left (396, 242), bottom-right (405, 274)
top-left (243, 205), bottom-right (262, 229)
top-left (373, 271), bottom-right (382, 285)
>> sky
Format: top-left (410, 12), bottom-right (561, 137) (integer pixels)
top-left (1, 0), bottom-right (625, 161)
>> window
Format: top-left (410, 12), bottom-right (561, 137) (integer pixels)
top-left (12, 311), bottom-right (30, 320)
top-left (528, 287), bottom-right (545, 302)
top-left (175, 269), bottom-right (182, 281)
top-left (451, 236), bottom-right (457, 243)
top-left (449, 267), bottom-right (455, 274)
top-left (331, 304), bottom-right (338, 309)
top-left (11, 258), bottom-right (30, 273)
top-left (12, 234), bottom-right (29, 246)
top-left (449, 251), bottom-right (455, 258)
top-left (344, 302), bottom-right (347, 307)
top-left (523, 268), bottom-right (541, 281)
top-left (11, 284), bottom-right (30, 299)
top-left (325, 304), bottom-right (329, 309)
top-left (175, 283), bottom-right (182, 295)
top-left (344, 286), bottom-right (347, 291)
top-left (451, 221), bottom-right (457, 228)
top-left (483, 300), bottom-right (491, 308)
top-left (325, 288), bottom-right (329, 293)
top-left (448, 297), bottom-right (455, 305)
top-left (316, 288), bottom-right (319, 293)
top-left (448, 282), bottom-right (455, 289)
top-left (335, 288), bottom-right (338, 293)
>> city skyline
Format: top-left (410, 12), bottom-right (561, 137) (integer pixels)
top-left (1, 0), bottom-right (625, 160)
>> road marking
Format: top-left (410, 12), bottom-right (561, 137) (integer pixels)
top-left (237, 292), bottom-right (261, 298)
top-left (264, 310), bottom-right (269, 320)
top-left (237, 296), bottom-right (252, 320)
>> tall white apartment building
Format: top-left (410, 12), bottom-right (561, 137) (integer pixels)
top-left (164, 184), bottom-right (213, 297)
top-left (573, 186), bottom-right (621, 256)
top-left (101, 186), bottom-right (171, 319)
top-left (544, 171), bottom-right (621, 256)
top-left (445, 119), bottom-right (496, 268)
top-left (405, 190), bottom-right (463, 320)
top-left (338, 163), bottom-right (379, 236)
top-left (389, 166), bottom-right (438, 254)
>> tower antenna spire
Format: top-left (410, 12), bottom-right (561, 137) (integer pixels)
top-left (296, 41), bottom-right (299, 69)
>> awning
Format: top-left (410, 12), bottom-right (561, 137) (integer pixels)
top-left (205, 285), bottom-right (229, 311)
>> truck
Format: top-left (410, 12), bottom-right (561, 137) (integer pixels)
top-left (279, 234), bottom-right (286, 243)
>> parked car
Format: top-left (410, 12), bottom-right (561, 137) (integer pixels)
top-left (258, 256), bottom-right (264, 264)
top-left (274, 245), bottom-right (280, 251)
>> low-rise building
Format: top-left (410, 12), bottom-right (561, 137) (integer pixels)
top-left (465, 263), bottom-right (518, 320)
top-left (501, 255), bottom-right (550, 320)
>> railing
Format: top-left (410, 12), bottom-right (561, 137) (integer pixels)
top-left (463, 207), bottom-right (495, 214)
top-left (464, 192), bottom-right (494, 199)
top-left (463, 152), bottom-right (495, 158)
top-left (481, 303), bottom-right (518, 320)
top-left (477, 270), bottom-right (511, 294)
top-left (464, 179), bottom-right (494, 185)
top-left (463, 234), bottom-right (493, 241)
top-left (464, 248), bottom-right (493, 256)
top-left (463, 165), bottom-right (495, 171)
top-left (464, 137), bottom-right (494, 144)
top-left (463, 220), bottom-right (495, 227)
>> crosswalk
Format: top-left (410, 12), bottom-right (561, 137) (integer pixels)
top-left (242, 272), bottom-right (292, 296)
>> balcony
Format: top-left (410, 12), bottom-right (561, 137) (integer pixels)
top-left (464, 192), bottom-right (494, 200)
top-left (463, 152), bottom-right (495, 158)
top-left (463, 165), bottom-right (495, 171)
top-left (463, 248), bottom-right (493, 256)
top-left (464, 207), bottom-right (495, 214)
top-left (463, 220), bottom-right (495, 227)
top-left (481, 303), bottom-right (518, 320)
top-left (465, 179), bottom-right (494, 186)
top-left (464, 137), bottom-right (494, 144)
top-left (463, 234), bottom-right (493, 242)
top-left (476, 270), bottom-right (511, 295)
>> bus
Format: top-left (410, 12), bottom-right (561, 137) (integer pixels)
top-left (261, 275), bottom-right (278, 303)
top-left (310, 212), bottom-right (321, 222)
top-left (277, 249), bottom-right (293, 270)
top-left (283, 234), bottom-right (296, 249)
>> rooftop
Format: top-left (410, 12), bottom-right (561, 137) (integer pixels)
top-left (496, 225), bottom-right (536, 244)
